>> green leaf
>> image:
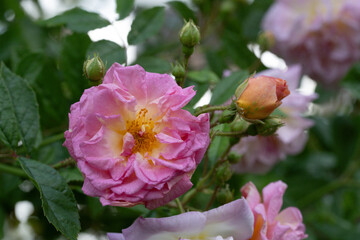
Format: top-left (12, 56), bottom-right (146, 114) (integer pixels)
top-left (59, 167), bottom-right (83, 183)
top-left (116, 0), bottom-right (134, 20)
top-left (188, 69), bottom-right (219, 84)
top-left (168, 1), bottom-right (197, 22)
top-left (15, 52), bottom-right (44, 85)
top-left (41, 7), bottom-right (110, 33)
top-left (134, 56), bottom-right (171, 73)
top-left (60, 33), bottom-right (91, 101)
top-left (0, 62), bottom-right (40, 152)
top-left (222, 30), bottom-right (257, 68)
top-left (207, 124), bottom-right (230, 166)
top-left (87, 40), bottom-right (126, 67)
top-left (18, 157), bottom-right (80, 240)
top-left (128, 7), bottom-right (165, 45)
top-left (0, 207), bottom-right (4, 238)
top-left (210, 70), bottom-right (248, 105)
top-left (34, 141), bottom-right (69, 165)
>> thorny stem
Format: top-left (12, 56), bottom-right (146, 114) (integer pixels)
top-left (214, 131), bottom-right (248, 137)
top-left (195, 105), bottom-right (230, 116)
top-left (51, 158), bottom-right (76, 169)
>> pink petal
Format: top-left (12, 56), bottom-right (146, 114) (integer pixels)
top-left (122, 212), bottom-right (206, 240)
top-left (262, 181), bottom-right (287, 223)
top-left (107, 233), bottom-right (125, 240)
top-left (204, 198), bottom-right (254, 240)
top-left (241, 182), bottom-right (261, 209)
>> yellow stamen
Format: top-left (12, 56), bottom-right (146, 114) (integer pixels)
top-left (126, 108), bottom-right (158, 155)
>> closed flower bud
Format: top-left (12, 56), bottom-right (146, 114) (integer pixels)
top-left (216, 185), bottom-right (233, 204)
top-left (83, 55), bottom-right (105, 83)
top-left (216, 162), bottom-right (232, 184)
top-left (172, 62), bottom-right (186, 78)
top-left (179, 19), bottom-right (201, 48)
top-left (236, 75), bottom-right (290, 119)
top-left (256, 117), bottom-right (284, 136)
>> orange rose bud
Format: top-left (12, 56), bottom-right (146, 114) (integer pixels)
top-left (235, 75), bottom-right (290, 119)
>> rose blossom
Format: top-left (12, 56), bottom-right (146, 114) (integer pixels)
top-left (235, 76), bottom-right (290, 120)
top-left (241, 181), bottom-right (307, 240)
top-left (263, 0), bottom-right (360, 85)
top-left (64, 63), bottom-right (210, 209)
top-left (107, 198), bottom-right (254, 240)
top-left (231, 66), bottom-right (316, 173)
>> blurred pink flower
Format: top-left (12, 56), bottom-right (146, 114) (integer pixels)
top-left (108, 198), bottom-right (254, 240)
top-left (263, 0), bottom-right (360, 85)
top-left (231, 66), bottom-right (316, 173)
top-left (241, 181), bottom-right (307, 240)
top-left (64, 63), bottom-right (209, 209)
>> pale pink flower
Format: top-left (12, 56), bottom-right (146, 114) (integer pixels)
top-left (107, 198), bottom-right (254, 240)
top-left (231, 66), bottom-right (316, 173)
top-left (263, 0), bottom-right (360, 85)
top-left (241, 181), bottom-right (307, 240)
top-left (64, 63), bottom-right (210, 209)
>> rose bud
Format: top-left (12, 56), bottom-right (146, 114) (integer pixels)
top-left (83, 55), bottom-right (105, 84)
top-left (179, 19), bottom-right (200, 48)
top-left (235, 76), bottom-right (290, 120)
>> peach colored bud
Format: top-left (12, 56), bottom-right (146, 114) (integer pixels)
top-left (236, 75), bottom-right (290, 119)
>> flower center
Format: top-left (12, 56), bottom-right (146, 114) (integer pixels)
top-left (126, 108), bottom-right (158, 155)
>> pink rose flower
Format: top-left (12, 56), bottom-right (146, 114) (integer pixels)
top-left (263, 0), bottom-right (360, 85)
top-left (64, 63), bottom-right (210, 209)
top-left (231, 66), bottom-right (316, 173)
top-left (241, 181), bottom-right (307, 240)
top-left (107, 198), bottom-right (254, 240)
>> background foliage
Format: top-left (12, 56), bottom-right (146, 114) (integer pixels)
top-left (0, 0), bottom-right (360, 239)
